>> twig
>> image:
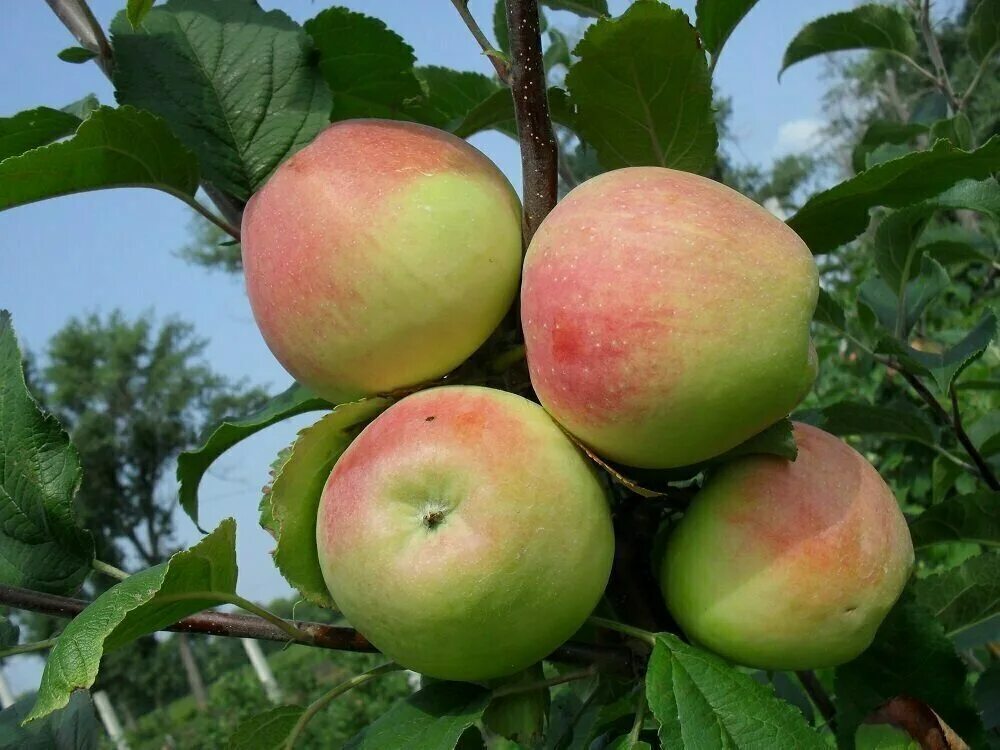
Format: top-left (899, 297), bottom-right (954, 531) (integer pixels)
top-left (949, 384), bottom-right (999, 490)
top-left (914, 0), bottom-right (960, 112)
top-left (0, 584), bottom-right (634, 673)
top-left (505, 0), bottom-right (559, 243)
top-left (959, 43), bottom-right (998, 111)
top-left (44, 0), bottom-right (112, 76)
top-left (491, 665), bottom-right (598, 698)
top-left (449, 0), bottom-right (510, 82)
top-left (0, 638), bottom-right (59, 660)
top-left (285, 663), bottom-right (401, 750)
top-left (795, 670), bottom-right (837, 731)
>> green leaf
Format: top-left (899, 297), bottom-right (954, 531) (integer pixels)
top-left (813, 288), bottom-right (848, 331)
top-left (305, 7), bottom-right (424, 123)
top-left (780, 4), bottom-right (917, 77)
top-left (931, 114), bottom-right (974, 150)
top-left (416, 67), bottom-right (504, 133)
top-left (646, 633), bottom-right (824, 748)
top-left (878, 309), bottom-right (998, 393)
top-left (915, 551), bottom-right (1000, 640)
top-left (0, 106), bottom-right (80, 163)
top-left (858, 256), bottom-right (949, 336)
top-left (111, 0), bottom-right (331, 202)
top-left (494, 0), bottom-right (510, 54)
top-left (566, 1), bottom-right (717, 174)
top-left (126, 0), bottom-right (156, 28)
top-left (852, 121), bottom-right (928, 174)
top-left (788, 136), bottom-right (1000, 254)
top-left (452, 87), bottom-right (516, 139)
top-left (0, 691), bottom-right (99, 750)
top-left (969, 412), bottom-right (1000, 458)
top-left (177, 383), bottom-right (330, 527)
top-left (345, 682), bottom-right (490, 749)
top-left (795, 401), bottom-right (936, 446)
top-left (975, 660), bottom-right (1000, 732)
top-left (854, 723), bottom-right (920, 750)
top-left (260, 399), bottom-right (389, 608)
top-left (56, 47), bottom-right (97, 64)
top-left (834, 592), bottom-right (985, 748)
top-left (910, 491), bottom-right (1000, 548)
top-left (545, 29), bottom-right (572, 70)
top-left (0, 311), bottom-right (93, 595)
top-left (229, 705), bottom-right (304, 750)
top-left (0, 106), bottom-right (198, 212)
top-left (483, 665), bottom-right (549, 746)
top-left (969, 0), bottom-right (1000, 61)
top-left (695, 0), bottom-right (759, 61)
top-left (541, 0), bottom-right (608, 18)
top-left (873, 207), bottom-right (934, 292)
top-left (0, 617), bottom-right (18, 649)
top-left (60, 95), bottom-right (100, 120)
top-left (27, 519), bottom-right (238, 723)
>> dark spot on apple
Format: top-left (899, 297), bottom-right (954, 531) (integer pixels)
top-left (844, 606), bottom-right (857, 613)
top-left (423, 510), bottom-right (445, 529)
top-left (425, 416), bottom-right (435, 422)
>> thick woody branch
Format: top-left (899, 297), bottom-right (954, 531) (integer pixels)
top-left (44, 0), bottom-right (113, 76)
top-left (0, 584), bottom-right (634, 674)
top-left (505, 0), bottom-right (558, 243)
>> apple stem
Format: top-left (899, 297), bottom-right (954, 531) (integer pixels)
top-left (587, 616), bottom-right (656, 647)
top-left (504, 0), bottom-right (559, 243)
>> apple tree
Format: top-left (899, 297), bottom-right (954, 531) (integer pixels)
top-left (0, 0), bottom-right (997, 748)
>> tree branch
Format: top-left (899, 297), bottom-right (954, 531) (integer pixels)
top-left (44, 0), bottom-right (113, 76)
top-left (449, 0), bottom-right (510, 82)
top-left (505, 0), bottom-right (559, 243)
top-left (0, 584), bottom-right (634, 674)
top-left (949, 384), bottom-right (999, 490)
top-left (914, 0), bottom-right (961, 112)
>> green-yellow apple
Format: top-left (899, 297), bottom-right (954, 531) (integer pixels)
top-left (242, 119), bottom-right (522, 403)
top-left (660, 422), bottom-right (914, 670)
top-left (520, 167), bottom-right (819, 468)
top-left (316, 385), bottom-right (614, 681)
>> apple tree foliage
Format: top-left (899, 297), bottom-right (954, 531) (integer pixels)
top-left (0, 0), bottom-right (998, 748)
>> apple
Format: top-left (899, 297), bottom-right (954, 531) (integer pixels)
top-left (520, 167), bottom-right (819, 469)
top-left (660, 422), bottom-right (914, 670)
top-left (315, 385), bottom-right (615, 681)
top-left (242, 119), bottom-right (523, 403)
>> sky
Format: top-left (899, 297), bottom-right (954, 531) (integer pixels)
top-left (0, 0), bottom-right (860, 695)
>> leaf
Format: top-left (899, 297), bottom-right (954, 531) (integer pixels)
top-left (416, 67), bottom-right (503, 133)
top-left (852, 121), bottom-right (928, 174)
top-left (969, 0), bottom-right (1000, 61)
top-left (0, 106), bottom-right (198, 212)
top-left (0, 106), bottom-right (80, 163)
top-left (0, 691), bottom-right (99, 750)
top-left (0, 617), bottom-right (18, 649)
top-left (969, 412), bottom-right (1000, 458)
top-left (874, 207), bottom-right (934, 292)
top-left (0, 311), bottom-right (93, 595)
top-left (482, 665), bottom-right (549, 746)
top-left (126, 0), bottom-right (156, 28)
top-left (788, 136), bottom-right (1000, 254)
top-left (60, 95), bottom-right (100, 120)
top-left (111, 0), bottom-right (331, 202)
top-left (566, 1), bottom-right (717, 174)
top-left (915, 551), bottom-right (1000, 640)
top-left (975, 660), bottom-right (1000, 732)
top-left (229, 705), bottom-right (304, 750)
top-left (345, 682), bottom-right (490, 749)
top-left (452, 87), bottom-right (517, 139)
top-left (854, 723), bottom-right (920, 750)
top-left (306, 7), bottom-right (426, 124)
top-left (541, 0), bottom-right (608, 18)
top-left (813, 288), bottom-right (848, 331)
top-left (910, 491), bottom-right (1000, 548)
top-left (545, 29), bottom-right (572, 70)
top-left (780, 5), bottom-right (917, 77)
top-left (834, 592), bottom-right (985, 748)
top-left (607, 738), bottom-right (651, 750)
top-left (177, 383), bottom-right (330, 527)
top-left (645, 633), bottom-right (825, 748)
top-left (27, 519), bottom-right (238, 723)
top-left (858, 255), bottom-right (949, 336)
top-left (862, 697), bottom-right (968, 750)
top-left (56, 47), bottom-right (97, 64)
top-left (931, 114), bottom-right (975, 150)
top-left (695, 0), bottom-right (759, 61)
top-left (260, 399), bottom-right (389, 608)
top-left (795, 401), bottom-right (936, 446)
top-left (878, 309), bottom-right (998, 393)
top-left (494, 0), bottom-right (510, 54)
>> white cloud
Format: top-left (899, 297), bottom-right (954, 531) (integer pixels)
top-left (773, 118), bottom-right (825, 156)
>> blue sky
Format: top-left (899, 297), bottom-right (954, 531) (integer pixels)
top-left (0, 0), bottom-right (858, 693)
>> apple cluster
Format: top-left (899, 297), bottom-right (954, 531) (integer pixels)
top-left (241, 120), bottom-right (914, 681)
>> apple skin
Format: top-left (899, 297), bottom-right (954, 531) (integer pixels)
top-left (660, 422), bottom-right (914, 670)
top-left (316, 385), bottom-right (615, 681)
top-left (520, 167), bottom-right (819, 469)
top-left (242, 119), bottom-right (522, 403)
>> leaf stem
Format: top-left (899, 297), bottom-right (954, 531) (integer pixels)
top-left (588, 616), bottom-right (656, 646)
top-left (0, 637), bottom-right (58, 659)
top-left (491, 665), bottom-right (598, 698)
top-left (959, 43), bottom-right (998, 111)
top-left (92, 559), bottom-right (129, 581)
top-left (912, 0), bottom-right (960, 111)
top-left (154, 591), bottom-right (312, 643)
top-left (177, 193), bottom-right (242, 241)
top-left (285, 663), bottom-right (401, 750)
top-left (449, 0), bottom-right (510, 82)
top-left (795, 670), bottom-right (837, 732)
top-left (627, 689), bottom-right (647, 744)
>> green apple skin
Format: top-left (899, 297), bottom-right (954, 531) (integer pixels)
top-left (520, 167), bottom-right (819, 469)
top-left (316, 386), bottom-right (615, 681)
top-left (242, 119), bottom-right (522, 403)
top-left (660, 423), bottom-right (914, 670)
